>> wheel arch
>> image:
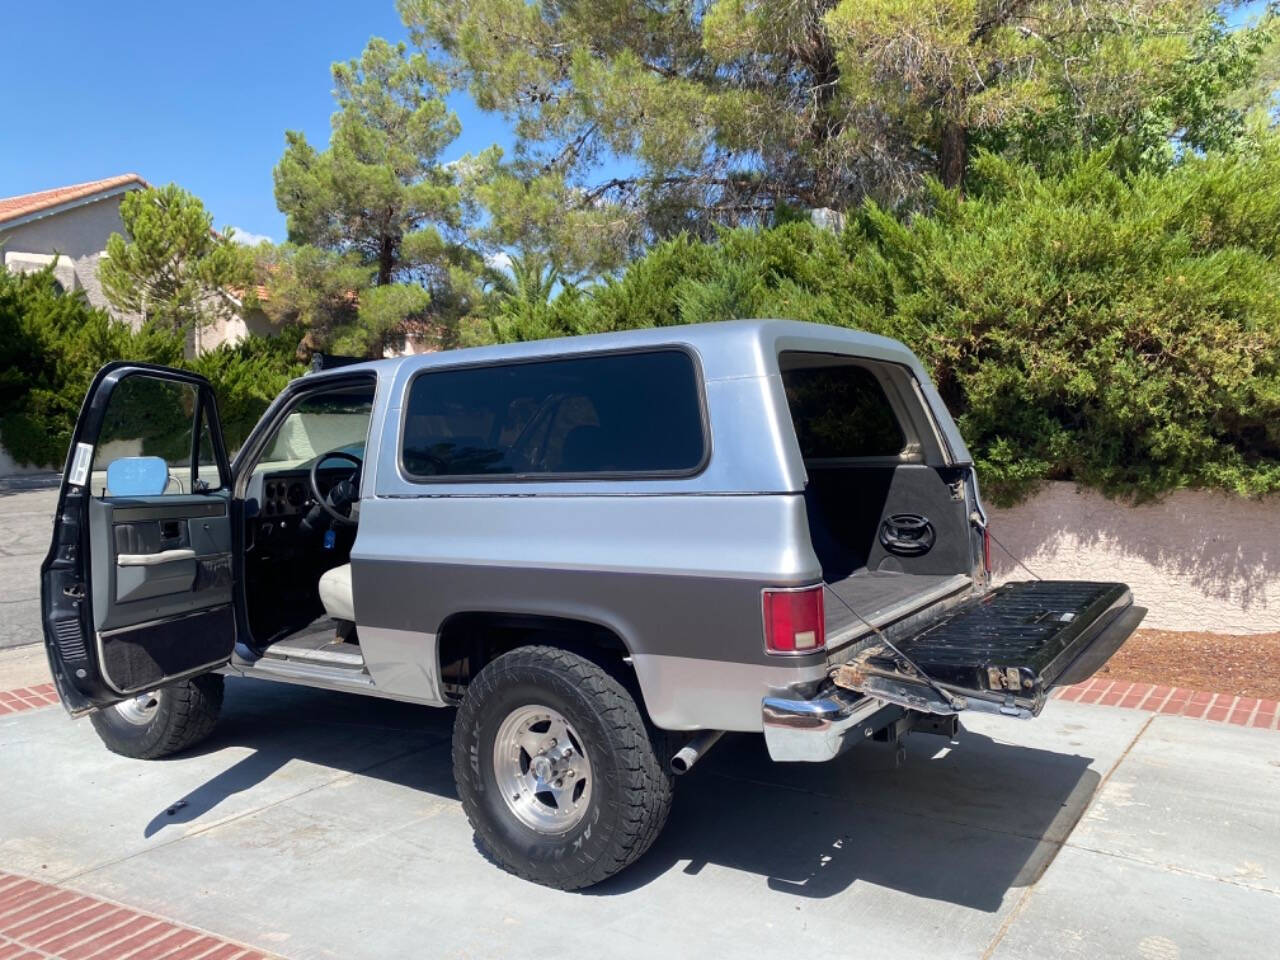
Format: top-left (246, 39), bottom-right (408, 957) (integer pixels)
top-left (435, 608), bottom-right (652, 717)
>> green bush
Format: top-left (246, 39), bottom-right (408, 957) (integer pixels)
top-left (0, 266), bottom-right (304, 469)
top-left (500, 141), bottom-right (1280, 504)
top-left (188, 328), bottom-right (305, 453)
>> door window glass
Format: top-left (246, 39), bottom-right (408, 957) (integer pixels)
top-left (90, 375), bottom-right (221, 496)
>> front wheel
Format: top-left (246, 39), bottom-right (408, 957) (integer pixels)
top-left (89, 673), bottom-right (225, 759)
top-left (452, 646), bottom-right (673, 890)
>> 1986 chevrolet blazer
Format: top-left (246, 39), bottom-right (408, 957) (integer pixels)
top-left (41, 319), bottom-right (1145, 889)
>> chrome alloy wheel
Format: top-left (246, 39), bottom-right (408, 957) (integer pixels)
top-left (114, 690), bottom-right (160, 725)
top-left (493, 704), bottom-right (593, 834)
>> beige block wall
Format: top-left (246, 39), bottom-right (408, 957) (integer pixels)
top-left (987, 482), bottom-right (1280, 635)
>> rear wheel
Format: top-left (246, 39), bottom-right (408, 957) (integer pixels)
top-left (452, 646), bottom-right (672, 890)
top-left (89, 673), bottom-right (225, 759)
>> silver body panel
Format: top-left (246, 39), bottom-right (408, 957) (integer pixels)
top-left (244, 320), bottom-right (982, 732)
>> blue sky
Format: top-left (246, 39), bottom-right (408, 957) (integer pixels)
top-left (3, 1), bottom-right (1270, 245)
top-left (1, 1), bottom-right (513, 244)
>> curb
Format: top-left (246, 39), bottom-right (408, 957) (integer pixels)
top-left (0, 473), bottom-right (61, 492)
top-left (0, 871), bottom-right (279, 960)
top-left (1052, 676), bottom-right (1279, 730)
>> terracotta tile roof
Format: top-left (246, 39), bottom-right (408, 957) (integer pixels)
top-left (0, 173), bottom-right (148, 226)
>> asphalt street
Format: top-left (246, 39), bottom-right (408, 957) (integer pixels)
top-left (0, 481), bottom-right (57, 649)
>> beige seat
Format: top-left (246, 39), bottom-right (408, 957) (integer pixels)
top-left (318, 563), bottom-right (355, 622)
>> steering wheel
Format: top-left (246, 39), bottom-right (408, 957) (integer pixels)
top-left (309, 450), bottom-right (362, 526)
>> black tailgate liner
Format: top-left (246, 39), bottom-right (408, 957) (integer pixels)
top-left (846, 580), bottom-right (1140, 717)
top-left (895, 580), bottom-right (1130, 690)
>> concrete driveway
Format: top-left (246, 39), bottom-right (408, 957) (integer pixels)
top-left (2, 482), bottom-right (1278, 958)
top-left (3, 678), bottom-right (1278, 960)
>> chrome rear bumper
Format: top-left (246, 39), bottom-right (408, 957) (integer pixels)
top-left (762, 688), bottom-right (885, 762)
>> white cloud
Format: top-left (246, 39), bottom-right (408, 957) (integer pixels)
top-left (484, 251), bottom-right (513, 272)
top-left (228, 227), bottom-right (274, 247)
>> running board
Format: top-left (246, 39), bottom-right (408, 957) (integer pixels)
top-left (245, 656), bottom-right (376, 688)
top-left (262, 643), bottom-right (365, 668)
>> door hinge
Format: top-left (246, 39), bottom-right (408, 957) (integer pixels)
top-left (63, 583), bottom-right (85, 600)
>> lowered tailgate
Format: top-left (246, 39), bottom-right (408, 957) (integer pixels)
top-left (833, 580), bottom-right (1146, 719)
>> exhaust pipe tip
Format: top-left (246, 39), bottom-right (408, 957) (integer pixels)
top-left (669, 729), bottom-right (724, 775)
top-left (670, 750), bottom-right (695, 775)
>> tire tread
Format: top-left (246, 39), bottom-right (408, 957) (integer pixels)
top-left (89, 674), bottom-right (225, 760)
top-left (453, 645), bottom-right (673, 890)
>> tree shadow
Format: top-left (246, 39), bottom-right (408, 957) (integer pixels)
top-left (988, 483), bottom-right (1280, 611)
top-left (147, 677), bottom-right (1100, 912)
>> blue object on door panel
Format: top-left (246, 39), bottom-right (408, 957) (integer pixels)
top-left (105, 456), bottom-right (170, 497)
top-left (323, 529), bottom-right (336, 550)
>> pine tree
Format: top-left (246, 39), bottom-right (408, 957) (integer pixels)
top-left (99, 184), bottom-right (249, 335)
top-left (271, 37), bottom-right (475, 356)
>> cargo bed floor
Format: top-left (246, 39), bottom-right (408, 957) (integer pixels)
top-left (824, 570), bottom-right (973, 644)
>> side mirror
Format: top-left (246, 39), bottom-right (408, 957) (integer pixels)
top-left (105, 456), bottom-right (170, 497)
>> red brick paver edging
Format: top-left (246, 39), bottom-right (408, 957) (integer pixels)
top-left (0, 686), bottom-right (59, 715)
top-left (0, 871), bottom-right (277, 960)
top-left (3, 679), bottom-right (1275, 730)
top-left (1053, 677), bottom-right (1280, 730)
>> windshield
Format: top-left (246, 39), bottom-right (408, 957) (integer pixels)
top-left (258, 389), bottom-right (375, 466)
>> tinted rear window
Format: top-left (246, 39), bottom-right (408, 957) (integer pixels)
top-left (781, 360), bottom-right (906, 459)
top-left (401, 350), bottom-right (706, 478)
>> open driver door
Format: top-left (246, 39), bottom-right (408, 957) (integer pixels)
top-left (40, 362), bottom-right (237, 715)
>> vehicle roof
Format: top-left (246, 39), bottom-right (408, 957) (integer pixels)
top-left (308, 319), bottom-right (920, 381)
top-left (304, 318), bottom-right (972, 464)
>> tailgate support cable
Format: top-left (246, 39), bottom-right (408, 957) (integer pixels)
top-left (969, 511), bottom-right (1042, 582)
top-left (822, 584), bottom-right (966, 712)
top-left (967, 466), bottom-right (1042, 582)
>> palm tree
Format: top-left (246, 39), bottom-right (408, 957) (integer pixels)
top-left (483, 249), bottom-right (563, 307)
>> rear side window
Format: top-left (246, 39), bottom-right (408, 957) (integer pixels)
top-left (401, 349), bottom-right (706, 479)
top-left (781, 357), bottom-right (906, 459)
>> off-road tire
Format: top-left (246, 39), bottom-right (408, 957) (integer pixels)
top-left (453, 645), bottom-right (673, 890)
top-left (89, 674), bottom-right (225, 760)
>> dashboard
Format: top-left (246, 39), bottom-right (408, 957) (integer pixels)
top-left (244, 464), bottom-right (358, 524)
top-left (260, 472), bottom-right (310, 517)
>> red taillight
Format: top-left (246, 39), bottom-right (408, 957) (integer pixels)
top-left (762, 585), bottom-right (825, 655)
top-left (983, 526), bottom-right (992, 575)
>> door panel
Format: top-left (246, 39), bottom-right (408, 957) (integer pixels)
top-left (98, 605), bottom-right (236, 696)
top-left (41, 362), bottom-right (238, 714)
top-left (88, 496), bottom-right (234, 695)
top-left (89, 498), bottom-right (232, 633)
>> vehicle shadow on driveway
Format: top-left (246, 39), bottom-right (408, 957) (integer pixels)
top-left (590, 730), bottom-right (1099, 911)
top-left (141, 677), bottom-right (458, 838)
top-left (148, 677), bottom-right (1098, 912)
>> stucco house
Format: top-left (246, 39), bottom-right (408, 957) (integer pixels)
top-left (0, 174), bottom-right (147, 321)
top-left (0, 174), bottom-right (272, 354)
